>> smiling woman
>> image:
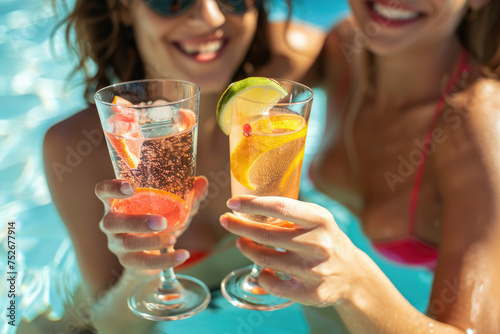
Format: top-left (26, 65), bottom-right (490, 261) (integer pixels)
top-left (41, 0), bottom-right (327, 332)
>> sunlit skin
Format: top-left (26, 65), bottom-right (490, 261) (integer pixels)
top-left (220, 0), bottom-right (500, 332)
top-left (43, 1), bottom-right (325, 333)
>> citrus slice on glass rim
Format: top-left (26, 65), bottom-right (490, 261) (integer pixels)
top-left (111, 188), bottom-right (190, 232)
top-left (216, 77), bottom-right (288, 135)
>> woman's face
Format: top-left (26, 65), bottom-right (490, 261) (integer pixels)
top-left (348, 0), bottom-right (469, 54)
top-left (125, 0), bottom-right (259, 93)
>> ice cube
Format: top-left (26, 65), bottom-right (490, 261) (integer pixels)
top-left (148, 99), bottom-right (175, 122)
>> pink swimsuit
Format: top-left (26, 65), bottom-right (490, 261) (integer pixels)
top-left (373, 49), bottom-right (470, 270)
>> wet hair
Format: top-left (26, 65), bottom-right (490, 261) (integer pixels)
top-left (57, 0), bottom-right (287, 101)
top-left (457, 1), bottom-right (500, 76)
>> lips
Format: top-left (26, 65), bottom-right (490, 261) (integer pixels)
top-left (367, 0), bottom-right (424, 26)
top-left (174, 38), bottom-right (228, 62)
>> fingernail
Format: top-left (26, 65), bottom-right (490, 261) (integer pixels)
top-left (220, 215), bottom-right (228, 228)
top-left (176, 250), bottom-right (190, 262)
top-left (120, 182), bottom-right (134, 195)
top-left (148, 217), bottom-right (167, 231)
top-left (227, 198), bottom-right (241, 210)
top-left (166, 235), bottom-right (176, 245)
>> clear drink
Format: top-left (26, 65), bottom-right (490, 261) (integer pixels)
top-left (104, 109), bottom-right (197, 233)
top-left (94, 79), bottom-right (210, 321)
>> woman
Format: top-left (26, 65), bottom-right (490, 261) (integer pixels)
top-left (43, 0), bottom-right (324, 332)
top-left (220, 0), bottom-right (500, 332)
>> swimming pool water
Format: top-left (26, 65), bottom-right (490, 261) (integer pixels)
top-left (1, 1), bottom-right (432, 333)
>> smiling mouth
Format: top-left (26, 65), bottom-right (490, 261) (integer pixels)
top-left (367, 1), bottom-right (424, 22)
top-left (174, 39), bottom-right (227, 62)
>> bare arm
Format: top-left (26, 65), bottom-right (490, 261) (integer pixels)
top-left (218, 79), bottom-right (500, 333)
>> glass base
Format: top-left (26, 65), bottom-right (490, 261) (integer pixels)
top-left (220, 266), bottom-right (294, 311)
top-left (128, 274), bottom-right (211, 321)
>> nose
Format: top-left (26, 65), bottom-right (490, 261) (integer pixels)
top-left (187, 0), bottom-right (226, 29)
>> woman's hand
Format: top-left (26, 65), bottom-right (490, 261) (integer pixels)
top-left (219, 195), bottom-right (365, 307)
top-left (95, 177), bottom-right (208, 274)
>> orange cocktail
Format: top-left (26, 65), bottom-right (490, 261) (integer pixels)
top-left (218, 78), bottom-right (314, 311)
top-left (229, 113), bottom-right (307, 225)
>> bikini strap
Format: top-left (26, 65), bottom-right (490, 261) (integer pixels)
top-left (408, 49), bottom-right (470, 235)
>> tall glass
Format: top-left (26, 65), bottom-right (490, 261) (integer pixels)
top-left (94, 79), bottom-right (210, 321)
top-left (220, 79), bottom-right (314, 310)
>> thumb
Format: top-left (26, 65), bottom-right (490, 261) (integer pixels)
top-left (190, 176), bottom-right (208, 216)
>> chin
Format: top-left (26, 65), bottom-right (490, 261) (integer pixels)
top-left (195, 73), bottom-right (235, 94)
top-left (365, 36), bottom-right (417, 56)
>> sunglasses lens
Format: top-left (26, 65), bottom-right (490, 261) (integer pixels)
top-left (218, 0), bottom-right (260, 14)
top-left (143, 0), bottom-right (261, 16)
top-left (143, 0), bottom-right (194, 16)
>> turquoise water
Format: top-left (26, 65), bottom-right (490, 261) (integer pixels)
top-left (0, 0), bottom-right (432, 333)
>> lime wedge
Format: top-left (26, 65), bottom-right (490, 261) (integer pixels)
top-left (216, 77), bottom-right (288, 135)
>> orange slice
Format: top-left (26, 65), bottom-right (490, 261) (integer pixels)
top-left (230, 114), bottom-right (307, 191)
top-left (111, 188), bottom-right (190, 232)
top-left (279, 146), bottom-right (305, 191)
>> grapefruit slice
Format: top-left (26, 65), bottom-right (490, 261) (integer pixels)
top-left (111, 96), bottom-right (136, 121)
top-left (111, 188), bottom-right (190, 232)
top-left (106, 96), bottom-right (143, 169)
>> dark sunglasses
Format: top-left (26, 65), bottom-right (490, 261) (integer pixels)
top-left (143, 0), bottom-right (262, 17)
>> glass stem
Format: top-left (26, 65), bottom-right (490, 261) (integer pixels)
top-left (250, 264), bottom-right (263, 280)
top-left (154, 245), bottom-right (185, 304)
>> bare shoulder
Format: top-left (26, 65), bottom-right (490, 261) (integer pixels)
top-left (432, 75), bottom-right (500, 248)
top-left (44, 105), bottom-right (108, 185)
top-left (439, 76), bottom-right (500, 149)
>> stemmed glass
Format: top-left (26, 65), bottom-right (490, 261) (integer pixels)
top-left (220, 79), bottom-right (314, 310)
top-left (94, 79), bottom-right (210, 321)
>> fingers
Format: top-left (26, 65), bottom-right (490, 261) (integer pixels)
top-left (95, 179), bottom-right (135, 205)
top-left (101, 213), bottom-right (167, 233)
top-left (226, 196), bottom-right (333, 229)
top-left (193, 176), bottom-right (208, 203)
top-left (220, 213), bottom-right (308, 251)
top-left (190, 176), bottom-right (208, 217)
top-left (109, 233), bottom-right (176, 253)
top-left (235, 237), bottom-right (309, 275)
top-left (257, 269), bottom-right (320, 306)
top-left (119, 249), bottom-right (190, 271)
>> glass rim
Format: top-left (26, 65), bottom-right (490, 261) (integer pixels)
top-left (236, 78), bottom-right (314, 106)
top-left (94, 79), bottom-right (201, 109)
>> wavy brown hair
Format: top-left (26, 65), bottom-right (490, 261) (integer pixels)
top-left (57, 0), bottom-right (289, 101)
top-left (458, 1), bottom-right (500, 76)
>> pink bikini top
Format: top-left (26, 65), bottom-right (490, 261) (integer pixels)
top-left (373, 49), bottom-right (470, 270)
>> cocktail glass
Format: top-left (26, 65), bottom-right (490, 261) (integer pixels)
top-left (220, 79), bottom-right (314, 310)
top-left (94, 79), bottom-right (210, 321)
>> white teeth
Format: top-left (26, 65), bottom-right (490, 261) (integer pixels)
top-left (180, 40), bottom-right (223, 55)
top-left (373, 2), bottom-right (419, 20)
